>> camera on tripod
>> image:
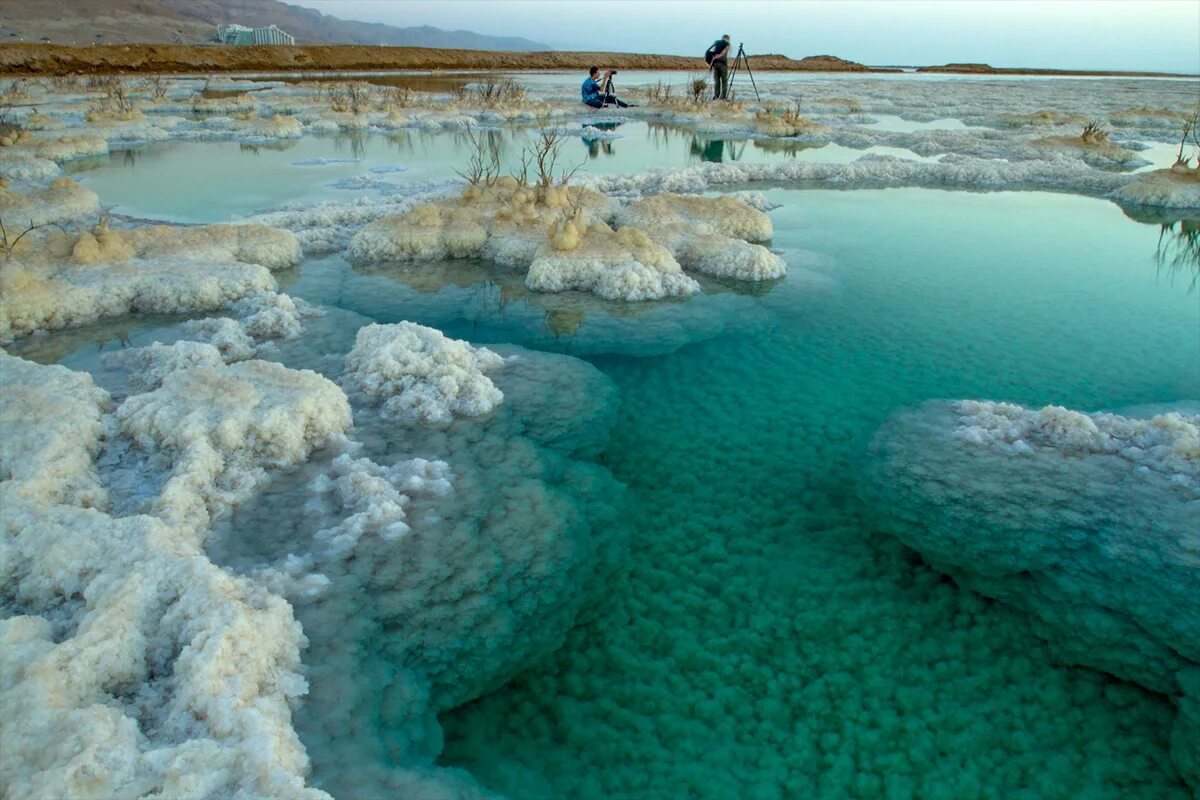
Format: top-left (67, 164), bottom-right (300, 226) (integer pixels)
top-left (727, 43), bottom-right (760, 101)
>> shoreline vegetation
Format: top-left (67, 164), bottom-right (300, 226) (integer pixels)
top-left (0, 44), bottom-right (1195, 78)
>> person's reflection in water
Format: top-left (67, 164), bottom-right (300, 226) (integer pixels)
top-left (690, 136), bottom-right (727, 163)
top-left (581, 121), bottom-right (622, 159)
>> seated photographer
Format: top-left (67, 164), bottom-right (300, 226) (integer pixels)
top-left (581, 66), bottom-right (629, 108)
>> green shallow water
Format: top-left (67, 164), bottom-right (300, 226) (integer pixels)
top-left (12, 180), bottom-right (1198, 797)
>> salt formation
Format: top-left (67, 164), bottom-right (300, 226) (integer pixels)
top-left (0, 131), bottom-right (107, 162)
top-left (1032, 124), bottom-right (1143, 169)
top-left (347, 178), bottom-right (617, 266)
top-left (614, 193), bottom-right (787, 281)
top-left (0, 221), bottom-right (301, 342)
top-left (102, 340), bottom-right (226, 392)
top-left (1111, 163), bottom-right (1200, 209)
top-left (115, 359), bottom-right (352, 529)
top-left (0, 351), bottom-right (352, 800)
top-left (342, 322), bottom-right (505, 424)
top-left (0, 177), bottom-right (99, 227)
top-left (755, 109), bottom-right (832, 139)
top-left (863, 399), bottom-right (1200, 790)
top-left (348, 180), bottom-right (783, 299)
top-left (525, 222), bottom-right (701, 300)
top-left (203, 343), bottom-right (624, 800)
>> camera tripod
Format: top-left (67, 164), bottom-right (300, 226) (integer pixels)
top-left (725, 43), bottom-right (761, 102)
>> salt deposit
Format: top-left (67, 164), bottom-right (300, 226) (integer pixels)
top-left (0, 351), bottom-right (351, 800)
top-left (863, 399), bottom-right (1200, 788)
top-left (525, 223), bottom-right (701, 299)
top-left (342, 322), bottom-right (505, 424)
top-left (4, 71), bottom-right (1196, 800)
top-left (102, 340), bottom-right (226, 392)
top-left (0, 221), bottom-right (301, 342)
top-left (614, 193), bottom-right (786, 281)
top-left (0, 178), bottom-right (99, 228)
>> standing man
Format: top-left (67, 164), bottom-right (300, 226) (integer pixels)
top-left (707, 35), bottom-right (732, 100)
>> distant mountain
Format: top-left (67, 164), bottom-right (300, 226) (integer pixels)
top-left (0, 0), bottom-right (553, 50)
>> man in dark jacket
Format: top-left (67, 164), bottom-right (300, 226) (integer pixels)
top-left (708, 35), bottom-right (731, 100)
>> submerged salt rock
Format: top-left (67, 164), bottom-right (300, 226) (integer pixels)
top-left (863, 398), bottom-right (1200, 788)
top-left (238, 347), bottom-right (624, 794)
top-left (342, 322), bottom-right (505, 424)
top-left (0, 354), bottom-right (332, 800)
top-left (526, 224), bottom-right (702, 300)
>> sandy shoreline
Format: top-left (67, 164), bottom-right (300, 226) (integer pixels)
top-left (0, 44), bottom-right (876, 76)
top-left (4, 43), bottom-right (1194, 78)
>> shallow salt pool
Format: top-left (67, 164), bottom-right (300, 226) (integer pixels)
top-left (12, 99), bottom-right (1199, 799)
top-left (67, 123), bottom-right (942, 222)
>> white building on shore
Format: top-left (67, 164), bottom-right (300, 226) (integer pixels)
top-left (217, 24), bottom-right (296, 46)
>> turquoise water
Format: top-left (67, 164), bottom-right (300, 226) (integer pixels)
top-left (429, 189), bottom-right (1197, 799)
top-left (18, 138), bottom-right (1200, 797)
top-left (67, 125), bottom-right (941, 223)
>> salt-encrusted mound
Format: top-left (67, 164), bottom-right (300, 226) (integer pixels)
top-left (342, 322), bottom-right (505, 424)
top-left (0, 154), bottom-right (60, 182)
top-left (181, 316), bottom-right (258, 362)
top-left (526, 223), bottom-right (701, 300)
top-left (102, 340), bottom-right (226, 392)
top-left (614, 193), bottom-right (787, 281)
top-left (346, 179), bottom-right (617, 266)
top-left (0, 178), bottom-right (99, 227)
top-left (0, 131), bottom-right (107, 162)
top-left (1031, 133), bottom-right (1144, 169)
top-left (1110, 166), bottom-right (1200, 210)
top-left (0, 352), bottom-right (353, 800)
top-left (0, 223), bottom-right (301, 342)
top-left (863, 399), bottom-right (1200, 790)
top-left (116, 359), bottom-right (352, 529)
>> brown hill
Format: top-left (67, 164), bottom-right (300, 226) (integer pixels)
top-left (0, 43), bottom-right (879, 75)
top-left (0, 0), bottom-right (551, 50)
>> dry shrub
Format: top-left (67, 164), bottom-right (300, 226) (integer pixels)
top-left (474, 77), bottom-right (526, 105)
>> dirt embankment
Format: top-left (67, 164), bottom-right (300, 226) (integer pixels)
top-left (0, 44), bottom-right (884, 76)
top-left (918, 62), bottom-right (1197, 78)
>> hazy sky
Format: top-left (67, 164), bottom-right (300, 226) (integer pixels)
top-left (290, 0), bottom-right (1200, 72)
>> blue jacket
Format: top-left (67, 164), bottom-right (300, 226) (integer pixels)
top-left (582, 77), bottom-right (601, 103)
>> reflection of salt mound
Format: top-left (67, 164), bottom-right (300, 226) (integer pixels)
top-left (863, 399), bottom-right (1200, 791)
top-left (342, 322), bottom-right (505, 424)
top-left (0, 222), bottom-right (301, 342)
top-left (526, 224), bottom-right (701, 300)
top-left (614, 193), bottom-right (786, 281)
top-left (0, 352), bottom-right (351, 800)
